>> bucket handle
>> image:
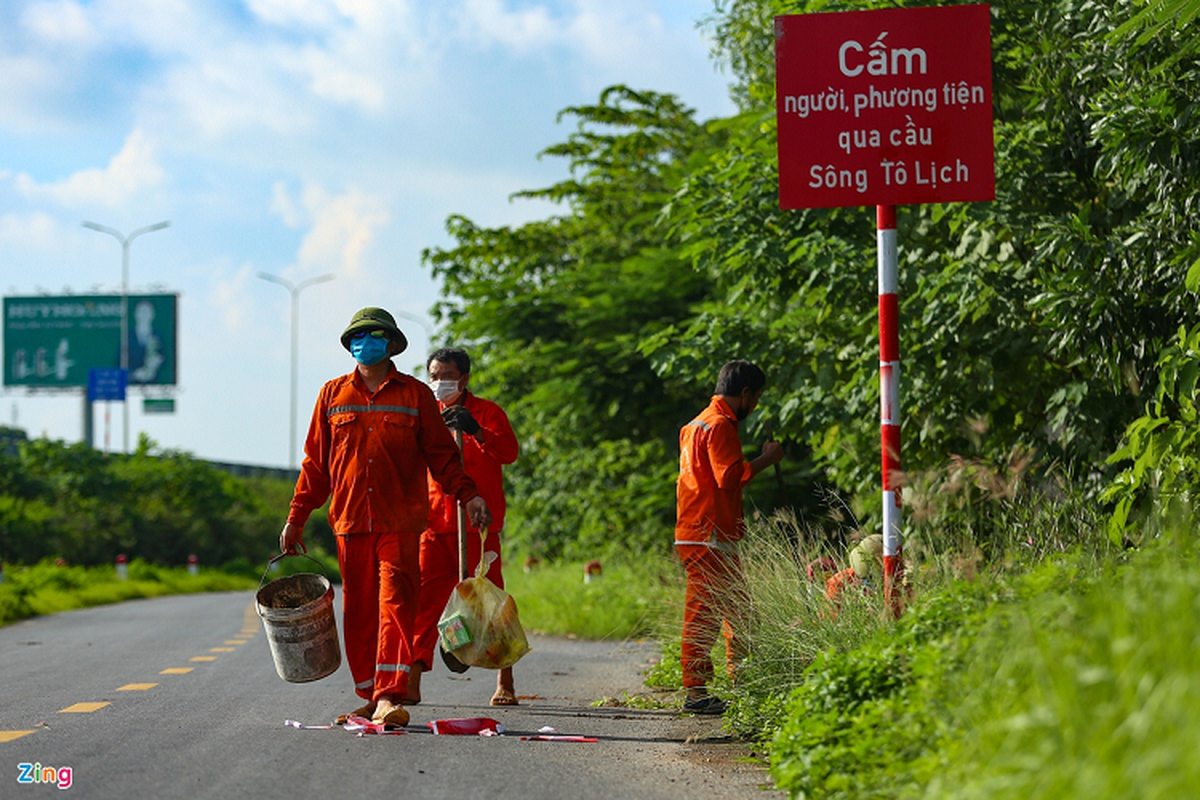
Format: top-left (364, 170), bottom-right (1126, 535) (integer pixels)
top-left (259, 545), bottom-right (331, 592)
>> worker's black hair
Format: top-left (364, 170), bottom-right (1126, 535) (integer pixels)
top-left (427, 347), bottom-right (471, 374)
top-left (714, 360), bottom-right (765, 396)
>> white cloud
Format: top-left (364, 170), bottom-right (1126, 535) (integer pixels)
top-left (145, 45), bottom-right (315, 144)
top-left (13, 129), bottom-right (165, 209)
top-left (272, 183), bottom-right (389, 277)
top-left (245, 0), bottom-right (402, 31)
top-left (459, 0), bottom-right (557, 51)
top-left (567, 2), bottom-right (669, 68)
top-left (20, 0), bottom-right (96, 45)
top-left (0, 211), bottom-right (58, 250)
top-left (246, 0), bottom-right (343, 29)
top-left (302, 49), bottom-right (387, 112)
top-left (92, 0), bottom-right (212, 57)
top-left (211, 261), bottom-right (257, 333)
top-left (270, 182), bottom-right (304, 229)
top-left (0, 53), bottom-right (75, 134)
top-left (136, 4), bottom-right (427, 149)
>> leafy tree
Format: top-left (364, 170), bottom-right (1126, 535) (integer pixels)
top-left (1103, 321), bottom-right (1200, 541)
top-left (424, 86), bottom-right (732, 560)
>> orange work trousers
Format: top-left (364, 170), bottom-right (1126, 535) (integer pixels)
top-left (679, 544), bottom-right (746, 691)
top-left (412, 528), bottom-right (504, 671)
top-left (335, 530), bottom-right (420, 702)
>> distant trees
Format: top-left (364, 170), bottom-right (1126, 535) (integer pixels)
top-left (0, 436), bottom-right (331, 569)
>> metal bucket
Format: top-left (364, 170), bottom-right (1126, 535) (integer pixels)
top-left (256, 553), bottom-right (341, 683)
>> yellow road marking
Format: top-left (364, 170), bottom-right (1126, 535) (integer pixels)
top-left (117, 683), bottom-right (158, 691)
top-left (190, 656), bottom-right (217, 662)
top-left (59, 702), bottom-right (110, 713)
top-left (224, 640), bottom-right (246, 645)
top-left (210, 647), bottom-right (235, 653)
top-left (160, 668), bottom-right (193, 675)
top-left (0, 731), bottom-right (36, 742)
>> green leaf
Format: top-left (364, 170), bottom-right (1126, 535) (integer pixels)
top-left (1186, 255), bottom-right (1200, 293)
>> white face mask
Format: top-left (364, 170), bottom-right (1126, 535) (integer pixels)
top-left (430, 379), bottom-right (462, 403)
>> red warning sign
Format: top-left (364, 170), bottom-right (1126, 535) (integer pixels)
top-left (775, 4), bottom-right (995, 209)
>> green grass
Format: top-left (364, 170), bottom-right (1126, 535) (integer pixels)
top-left (503, 555), bottom-right (681, 641)
top-left (0, 559), bottom-right (256, 627)
top-left (926, 536), bottom-right (1200, 799)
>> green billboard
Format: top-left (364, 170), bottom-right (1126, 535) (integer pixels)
top-left (3, 294), bottom-right (178, 388)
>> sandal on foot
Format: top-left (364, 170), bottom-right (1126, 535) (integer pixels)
top-left (335, 703), bottom-right (376, 725)
top-left (490, 689), bottom-right (519, 706)
top-left (372, 706), bottom-right (411, 728)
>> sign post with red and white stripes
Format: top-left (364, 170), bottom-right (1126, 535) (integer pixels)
top-left (877, 204), bottom-right (903, 614)
top-left (775, 5), bottom-right (995, 617)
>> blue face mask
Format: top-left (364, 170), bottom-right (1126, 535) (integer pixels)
top-left (350, 335), bottom-right (390, 366)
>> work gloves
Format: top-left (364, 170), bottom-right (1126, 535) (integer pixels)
top-left (442, 405), bottom-right (480, 436)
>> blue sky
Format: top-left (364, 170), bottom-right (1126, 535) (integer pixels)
top-left (0, 0), bottom-right (736, 467)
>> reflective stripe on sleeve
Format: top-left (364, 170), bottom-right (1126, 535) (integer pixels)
top-left (328, 404), bottom-right (418, 417)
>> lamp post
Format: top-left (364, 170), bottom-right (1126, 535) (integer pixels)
top-left (257, 271), bottom-right (335, 469)
top-left (82, 220), bottom-right (170, 454)
top-left (390, 309), bottom-right (435, 344)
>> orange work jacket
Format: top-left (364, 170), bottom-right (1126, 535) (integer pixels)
top-left (825, 567), bottom-right (860, 602)
top-left (288, 364), bottom-right (479, 535)
top-left (426, 391), bottom-right (519, 535)
top-left (675, 395), bottom-right (754, 549)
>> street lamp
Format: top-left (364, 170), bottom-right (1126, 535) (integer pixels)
top-left (391, 309), bottom-right (435, 344)
top-left (257, 271), bottom-right (335, 469)
top-left (82, 219), bottom-right (171, 453)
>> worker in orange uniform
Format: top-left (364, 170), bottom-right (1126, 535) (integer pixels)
top-left (407, 347), bottom-right (520, 706)
top-left (279, 308), bottom-right (490, 729)
top-left (675, 360), bottom-right (784, 714)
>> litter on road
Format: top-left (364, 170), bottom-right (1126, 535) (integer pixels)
top-left (285, 717), bottom-right (597, 741)
top-left (283, 717), bottom-right (404, 736)
top-left (521, 725), bottom-right (598, 743)
top-left (428, 717), bottom-right (503, 735)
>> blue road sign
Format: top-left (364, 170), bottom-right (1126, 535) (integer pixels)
top-left (88, 368), bottom-right (127, 402)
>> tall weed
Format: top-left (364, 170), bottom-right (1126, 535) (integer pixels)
top-left (760, 481), bottom-right (1192, 799)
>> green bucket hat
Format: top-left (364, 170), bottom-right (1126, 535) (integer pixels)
top-left (340, 307), bottom-right (408, 354)
top-left (848, 534), bottom-right (884, 579)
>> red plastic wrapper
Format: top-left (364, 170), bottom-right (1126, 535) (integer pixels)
top-left (428, 717), bottom-right (504, 736)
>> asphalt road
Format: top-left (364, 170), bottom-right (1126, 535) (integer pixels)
top-left (0, 590), bottom-right (778, 799)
